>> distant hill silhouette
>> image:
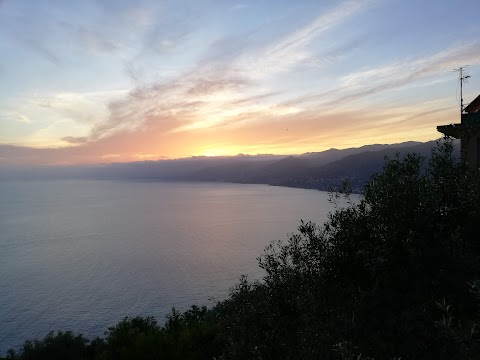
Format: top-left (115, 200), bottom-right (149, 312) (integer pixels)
top-left (183, 140), bottom-right (447, 191)
top-left (277, 141), bottom-right (438, 192)
top-left (0, 140), bottom-right (458, 192)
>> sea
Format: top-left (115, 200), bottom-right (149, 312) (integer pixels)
top-left (0, 180), bottom-right (353, 353)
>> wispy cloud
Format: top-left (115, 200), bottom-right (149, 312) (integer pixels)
top-left (283, 41), bottom-right (480, 110)
top-left (233, 0), bottom-right (373, 78)
top-left (332, 41), bottom-right (480, 105)
top-left (0, 112), bottom-right (31, 124)
top-left (33, 90), bottom-right (128, 126)
top-left (21, 36), bottom-right (62, 65)
top-left (62, 136), bottom-right (89, 144)
top-left (74, 75), bottom-right (269, 142)
top-left (60, 22), bottom-right (118, 54)
top-left (65, 0), bottom-right (372, 143)
top-left (16, 113), bottom-right (31, 124)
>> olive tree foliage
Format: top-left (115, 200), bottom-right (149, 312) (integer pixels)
top-left (220, 138), bottom-right (480, 359)
top-left (5, 308), bottom-right (224, 360)
top-left (3, 331), bottom-right (92, 360)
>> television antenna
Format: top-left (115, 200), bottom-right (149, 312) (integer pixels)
top-left (454, 65), bottom-right (471, 115)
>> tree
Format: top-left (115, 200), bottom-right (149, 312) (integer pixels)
top-left (5, 331), bottom-right (92, 360)
top-left (220, 138), bottom-right (480, 359)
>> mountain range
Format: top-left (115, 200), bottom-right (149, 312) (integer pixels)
top-left (1, 140), bottom-right (456, 192)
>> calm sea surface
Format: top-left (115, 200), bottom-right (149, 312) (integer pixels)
top-left (0, 180), bottom-right (349, 353)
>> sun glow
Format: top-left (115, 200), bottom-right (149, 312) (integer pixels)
top-left (197, 146), bottom-right (241, 157)
top-left (201, 150), bottom-right (230, 157)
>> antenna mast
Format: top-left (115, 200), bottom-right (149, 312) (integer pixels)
top-left (454, 65), bottom-right (471, 116)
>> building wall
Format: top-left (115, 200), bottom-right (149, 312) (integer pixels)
top-left (463, 136), bottom-right (480, 169)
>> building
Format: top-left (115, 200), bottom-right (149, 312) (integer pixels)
top-left (437, 94), bottom-right (480, 168)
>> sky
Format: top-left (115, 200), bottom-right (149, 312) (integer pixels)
top-left (1, 0), bottom-right (480, 166)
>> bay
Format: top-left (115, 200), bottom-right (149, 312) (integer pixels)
top-left (0, 180), bottom-right (349, 353)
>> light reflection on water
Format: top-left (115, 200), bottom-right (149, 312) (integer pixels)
top-left (0, 180), bottom-right (357, 353)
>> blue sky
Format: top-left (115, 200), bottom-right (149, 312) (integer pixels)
top-left (1, 0), bottom-right (479, 165)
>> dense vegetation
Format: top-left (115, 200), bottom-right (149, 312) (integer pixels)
top-left (3, 139), bottom-right (480, 359)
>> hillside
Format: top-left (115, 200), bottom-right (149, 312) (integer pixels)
top-left (276, 141), bottom-right (438, 192)
top-left (0, 140), bottom-right (457, 193)
top-left (185, 140), bottom-right (448, 192)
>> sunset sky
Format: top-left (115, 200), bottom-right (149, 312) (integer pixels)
top-left (1, 0), bottom-right (480, 165)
